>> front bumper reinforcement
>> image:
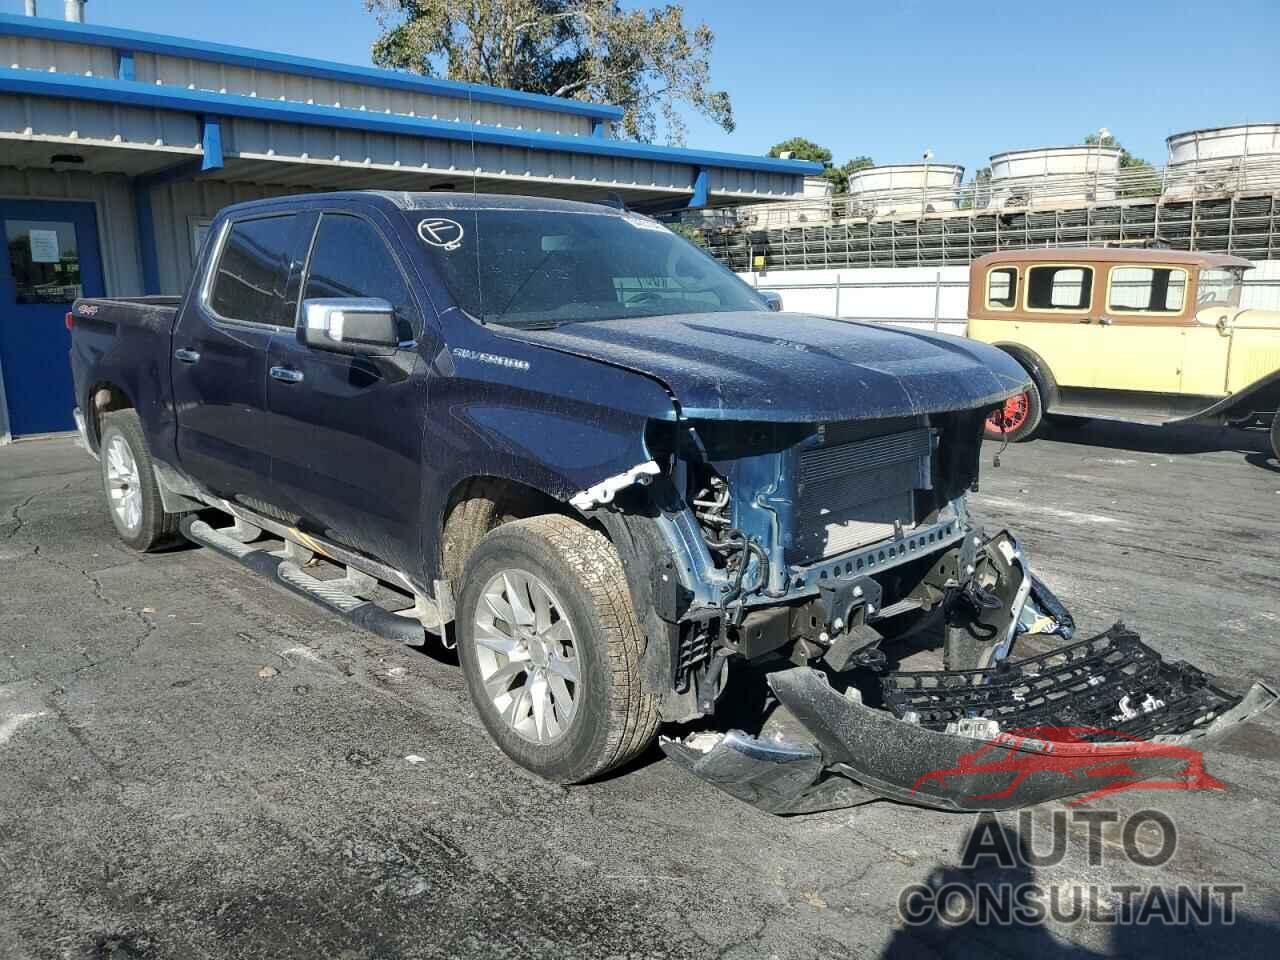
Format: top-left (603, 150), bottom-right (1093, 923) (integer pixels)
top-left (662, 627), bottom-right (1276, 814)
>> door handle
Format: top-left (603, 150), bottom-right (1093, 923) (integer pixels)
top-left (1097, 316), bottom-right (1114, 326)
top-left (270, 366), bottom-right (304, 384)
top-left (174, 348), bottom-right (201, 363)
top-left (1077, 318), bottom-right (1092, 324)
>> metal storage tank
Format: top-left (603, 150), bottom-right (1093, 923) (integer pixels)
top-left (987, 145), bottom-right (1122, 207)
top-left (847, 163), bottom-right (964, 216)
top-left (1164, 123), bottom-right (1280, 197)
top-left (742, 175), bottom-right (835, 229)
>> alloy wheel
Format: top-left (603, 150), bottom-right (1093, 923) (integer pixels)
top-left (472, 569), bottom-right (580, 744)
top-left (105, 434), bottom-right (143, 533)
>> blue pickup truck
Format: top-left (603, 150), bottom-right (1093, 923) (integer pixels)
top-left (69, 192), bottom-right (1273, 813)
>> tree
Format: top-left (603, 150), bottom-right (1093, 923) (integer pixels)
top-left (1083, 132), bottom-right (1159, 197)
top-left (365, 1), bottom-right (733, 144)
top-left (959, 165), bottom-right (992, 209)
top-left (766, 139), bottom-right (873, 195)
top-left (665, 221), bottom-right (707, 248)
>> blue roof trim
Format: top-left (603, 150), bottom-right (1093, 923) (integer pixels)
top-left (0, 13), bottom-right (623, 122)
top-left (0, 67), bottom-right (825, 178)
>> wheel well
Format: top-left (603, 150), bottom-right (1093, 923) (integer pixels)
top-left (440, 476), bottom-right (581, 584)
top-left (88, 382), bottom-right (134, 450)
top-left (992, 343), bottom-right (1059, 409)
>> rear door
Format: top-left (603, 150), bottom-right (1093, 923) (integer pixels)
top-left (0, 199), bottom-right (105, 438)
top-left (172, 211), bottom-right (309, 506)
top-left (264, 208), bottom-right (429, 572)
top-left (1095, 264), bottom-right (1191, 395)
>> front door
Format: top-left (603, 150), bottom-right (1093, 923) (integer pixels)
top-left (0, 199), bottom-right (105, 437)
top-left (265, 209), bottom-right (428, 574)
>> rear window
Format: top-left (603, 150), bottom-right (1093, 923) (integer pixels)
top-left (1026, 265), bottom-right (1093, 311)
top-left (985, 267), bottom-right (1018, 309)
top-left (207, 215), bottom-right (303, 326)
top-left (1107, 266), bottom-right (1187, 314)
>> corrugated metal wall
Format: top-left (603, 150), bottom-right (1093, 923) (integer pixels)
top-left (0, 165), bottom-right (142, 296)
top-left (221, 117), bottom-right (698, 195)
top-left (147, 179), bottom-right (322, 293)
top-left (708, 167), bottom-right (807, 201)
top-left (0, 34), bottom-right (595, 138)
top-left (0, 92), bottom-right (202, 156)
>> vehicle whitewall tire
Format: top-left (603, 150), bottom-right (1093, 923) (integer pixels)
top-left (456, 515), bottom-right (660, 784)
top-left (99, 410), bottom-right (181, 552)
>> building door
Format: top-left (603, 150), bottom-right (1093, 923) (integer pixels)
top-left (0, 199), bottom-right (105, 437)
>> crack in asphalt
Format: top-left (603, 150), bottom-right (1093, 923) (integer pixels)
top-left (4, 485), bottom-right (157, 668)
top-left (2, 492), bottom-right (39, 542)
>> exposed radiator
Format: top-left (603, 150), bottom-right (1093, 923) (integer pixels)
top-left (794, 427), bottom-right (932, 561)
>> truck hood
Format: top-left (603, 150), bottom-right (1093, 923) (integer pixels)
top-left (505, 311), bottom-right (1029, 421)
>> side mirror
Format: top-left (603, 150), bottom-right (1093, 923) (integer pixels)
top-left (759, 290), bottom-right (783, 312)
top-left (299, 298), bottom-right (399, 356)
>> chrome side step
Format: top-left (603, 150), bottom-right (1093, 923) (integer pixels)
top-left (181, 516), bottom-right (426, 644)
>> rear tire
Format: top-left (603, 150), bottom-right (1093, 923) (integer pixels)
top-left (983, 378), bottom-right (1043, 443)
top-left (99, 410), bottom-right (181, 552)
top-left (456, 515), bottom-right (659, 784)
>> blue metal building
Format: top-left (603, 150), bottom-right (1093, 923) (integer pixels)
top-left (0, 11), bottom-right (817, 441)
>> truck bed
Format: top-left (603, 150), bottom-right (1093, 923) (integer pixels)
top-left (69, 295), bottom-right (183, 456)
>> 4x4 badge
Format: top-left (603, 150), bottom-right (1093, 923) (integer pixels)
top-left (418, 217), bottom-right (464, 251)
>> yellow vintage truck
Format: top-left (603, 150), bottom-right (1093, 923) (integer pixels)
top-left (967, 248), bottom-right (1280, 459)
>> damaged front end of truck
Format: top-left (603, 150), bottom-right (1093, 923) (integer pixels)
top-left (576, 395), bottom-right (1275, 815)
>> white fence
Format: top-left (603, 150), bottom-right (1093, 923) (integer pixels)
top-left (740, 260), bottom-right (1280, 337)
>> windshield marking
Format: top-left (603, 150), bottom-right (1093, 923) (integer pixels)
top-left (418, 218), bottom-right (465, 251)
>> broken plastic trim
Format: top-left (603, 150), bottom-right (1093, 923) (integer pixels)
top-left (662, 636), bottom-right (1277, 815)
top-left (569, 460), bottom-right (661, 510)
top-left (659, 729), bottom-right (878, 816)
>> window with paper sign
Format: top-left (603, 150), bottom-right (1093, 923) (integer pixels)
top-left (5, 220), bottom-right (82, 304)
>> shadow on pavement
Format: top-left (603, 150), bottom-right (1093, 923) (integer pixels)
top-left (881, 816), bottom-right (1280, 959)
top-left (1038, 418), bottom-right (1270, 463)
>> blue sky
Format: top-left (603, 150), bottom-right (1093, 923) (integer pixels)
top-left (6, 0), bottom-right (1277, 178)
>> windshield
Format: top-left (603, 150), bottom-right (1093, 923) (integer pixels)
top-left (408, 207), bottom-right (769, 328)
top-left (1197, 267), bottom-right (1246, 307)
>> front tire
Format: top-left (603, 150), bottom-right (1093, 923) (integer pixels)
top-left (456, 515), bottom-right (659, 784)
top-left (99, 410), bottom-right (181, 552)
top-left (983, 378), bottom-right (1044, 442)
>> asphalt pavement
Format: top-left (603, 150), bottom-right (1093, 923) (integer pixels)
top-left (1, 421), bottom-right (1278, 959)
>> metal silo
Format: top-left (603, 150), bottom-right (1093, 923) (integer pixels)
top-left (846, 163), bottom-right (964, 216)
top-left (1164, 123), bottom-right (1280, 197)
top-left (987, 145), bottom-right (1123, 207)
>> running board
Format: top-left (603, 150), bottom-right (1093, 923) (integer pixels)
top-left (180, 516), bottom-right (425, 644)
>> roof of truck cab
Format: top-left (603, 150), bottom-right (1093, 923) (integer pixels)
top-left (216, 190), bottom-right (631, 219)
top-left (972, 248), bottom-right (1253, 269)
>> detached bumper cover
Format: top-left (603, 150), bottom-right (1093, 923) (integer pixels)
top-left (662, 628), bottom-right (1277, 814)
